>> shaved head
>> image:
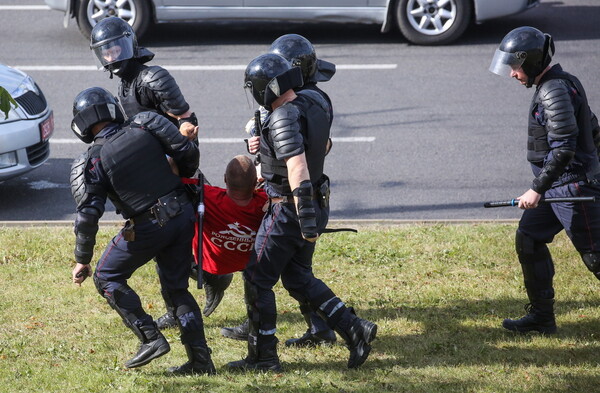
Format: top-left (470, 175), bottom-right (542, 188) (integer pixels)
top-left (225, 155), bottom-right (257, 195)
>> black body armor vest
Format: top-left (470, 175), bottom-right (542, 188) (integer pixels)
top-left (100, 125), bottom-right (181, 218)
top-left (261, 90), bottom-right (331, 195)
top-left (527, 64), bottom-right (600, 182)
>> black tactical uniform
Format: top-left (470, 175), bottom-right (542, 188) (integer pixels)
top-left (490, 26), bottom-right (600, 334)
top-left (90, 17), bottom-right (197, 129)
top-left (69, 87), bottom-right (213, 374)
top-left (222, 34), bottom-right (337, 347)
top-left (226, 54), bottom-right (377, 372)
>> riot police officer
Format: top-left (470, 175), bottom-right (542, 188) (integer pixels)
top-left (69, 87), bottom-right (214, 374)
top-left (222, 34), bottom-right (337, 348)
top-left (489, 26), bottom-right (600, 334)
top-left (90, 17), bottom-right (198, 139)
top-left (226, 54), bottom-right (377, 371)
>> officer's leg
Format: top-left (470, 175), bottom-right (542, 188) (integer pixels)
top-left (503, 205), bottom-right (560, 334)
top-left (282, 244), bottom-right (376, 369)
top-left (227, 276), bottom-right (282, 371)
top-left (557, 182), bottom-right (600, 282)
top-left (93, 229), bottom-right (170, 368)
top-left (227, 205), bottom-right (296, 371)
top-left (154, 206), bottom-right (215, 375)
top-left (282, 250), bottom-right (336, 347)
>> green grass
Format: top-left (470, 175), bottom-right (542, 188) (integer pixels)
top-left (1, 223), bottom-right (600, 392)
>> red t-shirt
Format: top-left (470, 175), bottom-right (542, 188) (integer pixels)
top-left (192, 185), bottom-right (267, 275)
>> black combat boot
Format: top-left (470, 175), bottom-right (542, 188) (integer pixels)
top-left (220, 318), bottom-right (249, 341)
top-left (125, 323), bottom-right (170, 368)
top-left (226, 335), bottom-right (282, 372)
top-left (502, 299), bottom-right (557, 334)
top-left (155, 312), bottom-right (177, 330)
top-left (335, 315), bottom-right (377, 369)
top-left (167, 344), bottom-right (216, 375)
top-left (285, 313), bottom-right (336, 347)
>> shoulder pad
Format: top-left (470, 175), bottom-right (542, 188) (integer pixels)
top-left (70, 150), bottom-right (91, 207)
top-left (130, 111), bottom-right (179, 136)
top-left (129, 111), bottom-right (192, 155)
top-left (269, 103), bottom-right (304, 158)
top-left (539, 79), bottom-right (577, 138)
top-left (140, 66), bottom-right (190, 115)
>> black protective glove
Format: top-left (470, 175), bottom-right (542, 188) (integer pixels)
top-left (293, 180), bottom-right (318, 241)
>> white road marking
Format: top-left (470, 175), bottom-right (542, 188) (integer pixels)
top-left (51, 136), bottom-right (375, 144)
top-left (13, 64), bottom-right (397, 71)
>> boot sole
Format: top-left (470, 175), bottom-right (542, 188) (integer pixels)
top-left (125, 343), bottom-right (171, 369)
top-left (502, 320), bottom-right (557, 334)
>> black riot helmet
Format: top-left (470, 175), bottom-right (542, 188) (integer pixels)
top-left (71, 87), bottom-right (124, 143)
top-left (244, 53), bottom-right (303, 110)
top-left (269, 34), bottom-right (318, 83)
top-left (90, 17), bottom-right (138, 76)
top-left (489, 26), bottom-right (554, 88)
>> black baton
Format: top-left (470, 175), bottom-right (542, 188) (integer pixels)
top-left (197, 173), bottom-right (204, 289)
top-left (484, 196), bottom-right (596, 208)
top-left (254, 109), bottom-right (262, 137)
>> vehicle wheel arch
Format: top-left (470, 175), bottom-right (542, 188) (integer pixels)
top-left (391, 0), bottom-right (475, 45)
top-left (74, 0), bottom-right (154, 40)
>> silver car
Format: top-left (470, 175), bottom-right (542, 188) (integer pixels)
top-left (0, 64), bottom-right (54, 181)
top-left (45, 0), bottom-right (540, 46)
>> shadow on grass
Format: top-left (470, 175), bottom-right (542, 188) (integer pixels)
top-left (354, 297), bottom-right (600, 370)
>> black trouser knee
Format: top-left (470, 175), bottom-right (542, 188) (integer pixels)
top-left (515, 229), bottom-right (555, 300)
top-left (162, 288), bottom-right (205, 345)
top-left (93, 273), bottom-right (151, 339)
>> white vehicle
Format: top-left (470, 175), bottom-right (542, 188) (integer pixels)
top-left (0, 64), bottom-right (54, 181)
top-left (45, 0), bottom-right (541, 46)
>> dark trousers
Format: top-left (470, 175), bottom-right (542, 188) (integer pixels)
top-left (243, 200), bottom-right (334, 336)
top-left (519, 181), bottom-right (600, 252)
top-left (518, 181), bottom-right (600, 296)
top-left (94, 203), bottom-right (205, 342)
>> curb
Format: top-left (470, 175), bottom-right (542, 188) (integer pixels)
top-left (0, 219), bottom-right (519, 227)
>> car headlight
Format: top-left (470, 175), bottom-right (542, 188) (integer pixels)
top-left (13, 75), bottom-right (39, 97)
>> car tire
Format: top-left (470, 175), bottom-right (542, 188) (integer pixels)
top-left (75, 0), bottom-right (151, 40)
top-left (395, 0), bottom-right (473, 45)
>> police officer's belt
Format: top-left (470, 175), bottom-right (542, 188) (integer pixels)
top-left (132, 189), bottom-right (190, 224)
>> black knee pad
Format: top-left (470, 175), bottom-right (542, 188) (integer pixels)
top-left (515, 229), bottom-right (555, 298)
top-left (581, 252), bottom-right (600, 279)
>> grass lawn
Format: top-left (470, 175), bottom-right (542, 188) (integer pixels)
top-left (1, 223), bottom-right (599, 392)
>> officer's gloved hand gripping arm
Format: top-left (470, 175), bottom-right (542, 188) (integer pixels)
top-left (286, 154), bottom-right (318, 242)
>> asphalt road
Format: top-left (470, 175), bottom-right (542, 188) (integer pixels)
top-left (0, 0), bottom-right (599, 222)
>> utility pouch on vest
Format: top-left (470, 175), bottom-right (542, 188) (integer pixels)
top-left (152, 191), bottom-right (184, 227)
top-left (123, 220), bottom-right (135, 242)
top-left (316, 175), bottom-right (330, 209)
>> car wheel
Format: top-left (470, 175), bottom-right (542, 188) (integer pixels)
top-left (75, 0), bottom-right (151, 40)
top-left (395, 0), bottom-right (473, 45)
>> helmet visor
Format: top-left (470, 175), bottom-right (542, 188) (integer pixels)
top-left (489, 48), bottom-right (526, 77)
top-left (92, 36), bottom-right (135, 69)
